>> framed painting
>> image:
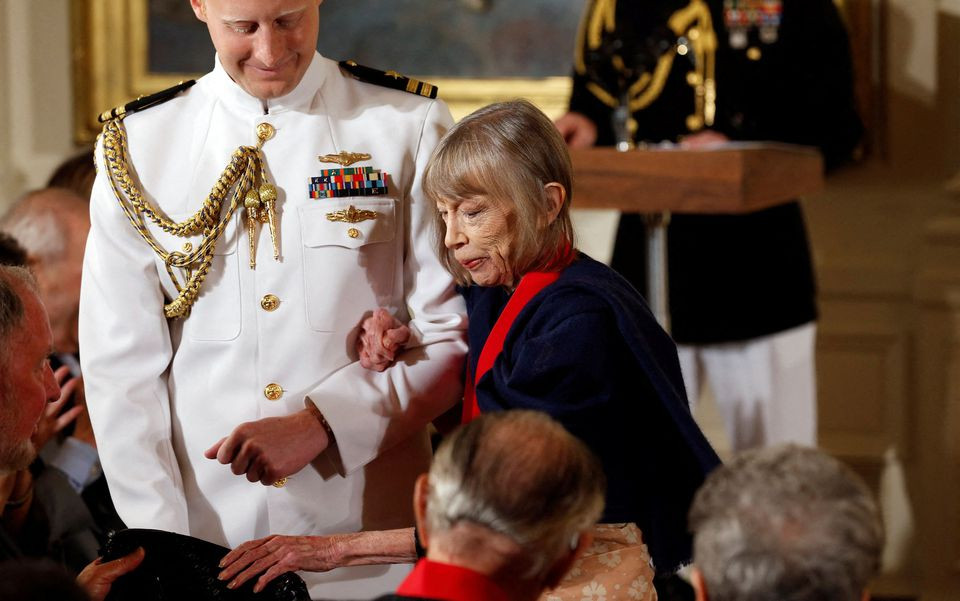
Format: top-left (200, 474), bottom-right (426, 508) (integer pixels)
top-left (70, 0), bottom-right (583, 143)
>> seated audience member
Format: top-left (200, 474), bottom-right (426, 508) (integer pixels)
top-left (0, 265), bottom-right (141, 599)
top-left (0, 189), bottom-right (122, 568)
top-left (389, 410), bottom-right (604, 601)
top-left (688, 444), bottom-right (884, 601)
top-left (46, 150), bottom-right (97, 201)
top-left (1, 188), bottom-right (90, 357)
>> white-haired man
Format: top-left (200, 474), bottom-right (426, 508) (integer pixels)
top-left (79, 0), bottom-right (466, 596)
top-left (370, 410), bottom-right (605, 601)
top-left (688, 444), bottom-right (884, 601)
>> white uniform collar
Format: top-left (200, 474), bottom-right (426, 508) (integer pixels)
top-left (209, 51), bottom-right (328, 115)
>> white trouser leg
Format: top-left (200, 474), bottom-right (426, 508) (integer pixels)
top-left (679, 323), bottom-right (817, 451)
top-left (676, 345), bottom-right (699, 412)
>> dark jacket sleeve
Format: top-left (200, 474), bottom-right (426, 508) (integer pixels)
top-left (477, 294), bottom-right (628, 427)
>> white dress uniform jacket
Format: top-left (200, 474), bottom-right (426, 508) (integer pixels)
top-left (80, 53), bottom-right (467, 597)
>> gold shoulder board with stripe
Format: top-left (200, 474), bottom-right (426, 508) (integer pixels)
top-left (98, 80), bottom-right (197, 123)
top-left (338, 60), bottom-right (438, 99)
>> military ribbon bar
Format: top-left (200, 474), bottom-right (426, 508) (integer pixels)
top-left (308, 168), bottom-right (389, 199)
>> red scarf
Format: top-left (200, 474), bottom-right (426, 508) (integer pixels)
top-left (461, 270), bottom-right (561, 423)
top-left (396, 559), bottom-right (511, 601)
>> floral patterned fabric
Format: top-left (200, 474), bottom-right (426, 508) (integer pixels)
top-left (541, 523), bottom-right (657, 601)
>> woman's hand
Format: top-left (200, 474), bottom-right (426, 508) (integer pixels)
top-left (218, 535), bottom-right (343, 592)
top-left (219, 528), bottom-right (417, 593)
top-left (356, 309), bottom-right (411, 372)
top-left (31, 366), bottom-right (83, 451)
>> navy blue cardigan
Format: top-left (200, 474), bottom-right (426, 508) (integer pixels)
top-left (461, 253), bottom-right (720, 574)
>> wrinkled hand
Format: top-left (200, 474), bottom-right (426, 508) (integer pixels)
top-left (356, 309), bottom-right (410, 372)
top-left (218, 534), bottom-right (344, 593)
top-left (204, 409), bottom-right (329, 486)
top-left (679, 130), bottom-right (730, 149)
top-left (31, 367), bottom-right (83, 451)
top-left (554, 111), bottom-right (598, 149)
top-left (76, 547), bottom-right (145, 601)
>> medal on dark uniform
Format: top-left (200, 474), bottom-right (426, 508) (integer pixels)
top-left (724, 0), bottom-right (782, 48)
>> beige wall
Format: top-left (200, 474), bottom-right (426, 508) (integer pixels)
top-left (0, 0), bottom-right (78, 208)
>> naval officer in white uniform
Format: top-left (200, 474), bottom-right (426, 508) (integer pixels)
top-left (79, 0), bottom-right (467, 596)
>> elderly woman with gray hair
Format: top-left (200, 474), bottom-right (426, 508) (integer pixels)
top-left (375, 99), bottom-right (718, 594)
top-left (219, 100), bottom-right (720, 599)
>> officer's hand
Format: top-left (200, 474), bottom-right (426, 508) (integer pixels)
top-left (679, 130), bottom-right (729, 149)
top-left (204, 409), bottom-right (329, 485)
top-left (357, 308), bottom-right (411, 372)
top-left (76, 547), bottom-right (145, 601)
top-left (554, 111), bottom-right (598, 149)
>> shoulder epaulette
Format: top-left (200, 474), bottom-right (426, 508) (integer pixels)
top-left (338, 61), bottom-right (438, 99)
top-left (98, 80), bottom-right (197, 123)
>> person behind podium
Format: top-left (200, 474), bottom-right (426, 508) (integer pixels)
top-left (554, 0), bottom-right (863, 452)
top-left (354, 99), bottom-right (721, 597)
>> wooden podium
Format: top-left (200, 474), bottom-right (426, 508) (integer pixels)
top-left (569, 143), bottom-right (824, 327)
top-left (570, 143), bottom-right (824, 213)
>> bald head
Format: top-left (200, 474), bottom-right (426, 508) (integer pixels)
top-left (0, 188), bottom-right (90, 353)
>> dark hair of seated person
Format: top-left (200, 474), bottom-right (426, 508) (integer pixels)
top-left (0, 558), bottom-right (90, 601)
top-left (0, 231), bottom-right (28, 267)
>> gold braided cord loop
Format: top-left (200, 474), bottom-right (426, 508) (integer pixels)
top-left (574, 0), bottom-right (717, 130)
top-left (99, 117), bottom-right (262, 319)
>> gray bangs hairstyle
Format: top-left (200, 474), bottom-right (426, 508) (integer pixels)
top-left (423, 99), bottom-right (576, 286)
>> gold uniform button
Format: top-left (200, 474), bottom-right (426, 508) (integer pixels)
top-left (272, 477), bottom-right (288, 488)
top-left (264, 383), bottom-right (284, 401)
top-left (261, 294), bottom-right (280, 312)
top-left (256, 122), bottom-right (276, 141)
top-left (347, 228), bottom-right (361, 239)
top-left (746, 46), bottom-right (762, 61)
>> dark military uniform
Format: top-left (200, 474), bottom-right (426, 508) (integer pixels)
top-left (568, 0), bottom-right (861, 450)
top-left (570, 0), bottom-right (861, 344)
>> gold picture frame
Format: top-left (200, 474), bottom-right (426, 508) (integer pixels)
top-left (69, 0), bottom-right (573, 144)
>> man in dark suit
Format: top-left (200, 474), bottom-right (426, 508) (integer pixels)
top-left (556, 0), bottom-right (862, 451)
top-left (1, 188), bottom-right (125, 570)
top-left (0, 265), bottom-right (141, 600)
top-left (373, 410), bottom-right (605, 601)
